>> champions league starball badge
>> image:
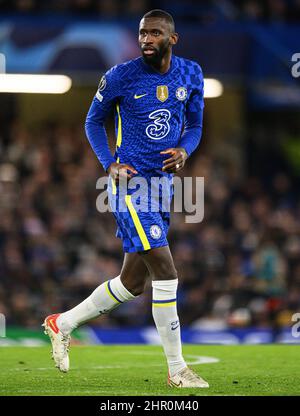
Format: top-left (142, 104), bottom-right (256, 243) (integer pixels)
top-left (98, 75), bottom-right (107, 91)
top-left (96, 75), bottom-right (107, 102)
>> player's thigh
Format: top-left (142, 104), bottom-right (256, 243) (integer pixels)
top-left (139, 246), bottom-right (177, 281)
top-left (120, 252), bottom-right (151, 288)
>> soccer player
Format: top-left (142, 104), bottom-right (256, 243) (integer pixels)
top-left (43, 9), bottom-right (208, 388)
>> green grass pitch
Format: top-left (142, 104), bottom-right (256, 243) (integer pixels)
top-left (0, 345), bottom-right (299, 396)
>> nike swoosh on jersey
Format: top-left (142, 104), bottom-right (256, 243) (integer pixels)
top-left (134, 93), bottom-right (148, 99)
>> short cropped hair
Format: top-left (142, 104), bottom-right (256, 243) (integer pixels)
top-left (142, 9), bottom-right (175, 32)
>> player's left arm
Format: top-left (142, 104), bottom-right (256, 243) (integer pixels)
top-left (161, 65), bottom-right (204, 173)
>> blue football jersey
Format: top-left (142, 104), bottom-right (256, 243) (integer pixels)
top-left (85, 55), bottom-right (204, 177)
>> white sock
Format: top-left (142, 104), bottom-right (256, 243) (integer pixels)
top-left (152, 279), bottom-right (187, 377)
top-left (57, 276), bottom-right (136, 334)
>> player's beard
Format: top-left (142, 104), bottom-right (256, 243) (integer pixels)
top-left (142, 40), bottom-right (170, 68)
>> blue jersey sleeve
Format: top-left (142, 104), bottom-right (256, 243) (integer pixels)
top-left (178, 65), bottom-right (204, 157)
top-left (85, 66), bottom-right (122, 172)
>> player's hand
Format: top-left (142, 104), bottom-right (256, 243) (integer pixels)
top-left (107, 162), bottom-right (138, 184)
top-left (161, 147), bottom-right (188, 173)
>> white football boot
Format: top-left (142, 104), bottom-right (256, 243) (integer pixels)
top-left (42, 313), bottom-right (70, 373)
top-left (168, 367), bottom-right (209, 388)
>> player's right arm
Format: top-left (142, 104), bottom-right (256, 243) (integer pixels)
top-left (85, 66), bottom-right (136, 179)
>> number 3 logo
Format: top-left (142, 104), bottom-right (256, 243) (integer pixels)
top-left (146, 109), bottom-right (171, 140)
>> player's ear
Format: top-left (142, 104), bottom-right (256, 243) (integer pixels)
top-left (170, 33), bottom-right (179, 46)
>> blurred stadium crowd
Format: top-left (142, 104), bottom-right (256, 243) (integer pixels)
top-left (0, 0), bottom-right (300, 22)
top-left (0, 119), bottom-right (299, 331)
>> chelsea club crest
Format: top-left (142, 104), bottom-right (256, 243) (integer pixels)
top-left (176, 87), bottom-right (187, 101)
top-left (150, 225), bottom-right (162, 240)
